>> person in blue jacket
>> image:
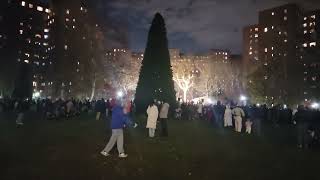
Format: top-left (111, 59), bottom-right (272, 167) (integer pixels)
top-left (100, 99), bottom-right (134, 158)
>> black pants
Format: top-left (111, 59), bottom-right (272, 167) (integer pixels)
top-left (160, 118), bottom-right (168, 137)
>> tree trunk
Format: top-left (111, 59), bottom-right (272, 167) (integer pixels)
top-left (90, 76), bottom-right (96, 101)
top-left (183, 89), bottom-right (187, 102)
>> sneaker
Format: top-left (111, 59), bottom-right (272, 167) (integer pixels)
top-left (118, 153), bottom-right (128, 158)
top-left (133, 123), bottom-right (138, 128)
top-left (100, 151), bottom-right (110, 157)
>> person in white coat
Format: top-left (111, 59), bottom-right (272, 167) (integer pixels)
top-left (224, 105), bottom-right (233, 127)
top-left (146, 102), bottom-right (159, 138)
top-left (232, 105), bottom-right (245, 133)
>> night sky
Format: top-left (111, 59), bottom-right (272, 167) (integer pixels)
top-left (101, 0), bottom-right (320, 54)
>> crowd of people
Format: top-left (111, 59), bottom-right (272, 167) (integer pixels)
top-left (177, 100), bottom-right (320, 148)
top-left (1, 96), bottom-right (320, 156)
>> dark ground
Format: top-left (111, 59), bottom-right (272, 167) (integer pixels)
top-left (0, 112), bottom-right (319, 180)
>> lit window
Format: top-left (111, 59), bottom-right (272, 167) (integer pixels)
top-left (80, 7), bottom-right (84, 11)
top-left (29, 4), bottom-right (33, 8)
top-left (21, 1), bottom-right (26, 6)
top-left (304, 30), bottom-right (307, 34)
top-left (311, 15), bottom-right (316, 19)
top-left (43, 43), bottom-right (48, 46)
top-left (24, 60), bottom-right (29, 63)
top-left (64, 45), bottom-right (68, 50)
top-left (249, 46), bottom-right (252, 50)
top-left (272, 12), bottom-right (275, 15)
top-left (249, 51), bottom-right (252, 55)
top-left (66, 9), bottom-right (70, 14)
top-left (310, 42), bottom-right (316, 47)
top-left (66, 18), bottom-right (69, 22)
top-left (272, 26), bottom-right (274, 29)
top-left (271, 47), bottom-right (274, 50)
top-left (44, 35), bottom-right (49, 39)
top-left (310, 29), bottom-right (315, 33)
top-left (304, 17), bottom-right (307, 20)
top-left (45, 9), bottom-right (51, 13)
top-left (284, 9), bottom-right (287, 13)
top-left (284, 39), bottom-right (287, 43)
top-left (19, 30), bottom-right (23, 34)
top-left (255, 34), bottom-right (258, 38)
top-left (279, 31), bottom-right (282, 35)
top-left (25, 53), bottom-right (30, 57)
top-left (264, 48), bottom-right (268, 53)
top-left (255, 28), bottom-right (258, 31)
top-left (303, 23), bottom-right (307, 27)
top-left (310, 22), bottom-right (315, 26)
top-left (44, 29), bottom-right (49, 32)
top-left (37, 6), bottom-right (43, 11)
top-left (284, 16), bottom-right (287, 21)
top-left (264, 27), bottom-right (268, 32)
top-left (303, 43), bottom-right (307, 47)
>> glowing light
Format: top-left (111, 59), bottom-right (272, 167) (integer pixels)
top-left (240, 95), bottom-right (247, 101)
top-left (32, 91), bottom-right (40, 99)
top-left (311, 103), bottom-right (319, 109)
top-left (117, 91), bottom-right (124, 98)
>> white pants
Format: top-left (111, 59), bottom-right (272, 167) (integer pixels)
top-left (102, 129), bottom-right (124, 154)
top-left (234, 116), bottom-right (242, 133)
top-left (149, 128), bottom-right (156, 137)
top-left (245, 121), bottom-right (252, 134)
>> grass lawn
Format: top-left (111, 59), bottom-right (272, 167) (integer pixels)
top-left (0, 112), bottom-right (319, 180)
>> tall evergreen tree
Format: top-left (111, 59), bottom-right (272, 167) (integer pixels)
top-left (135, 13), bottom-right (176, 113)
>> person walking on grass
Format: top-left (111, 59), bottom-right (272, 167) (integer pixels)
top-left (232, 104), bottom-right (245, 133)
top-left (146, 101), bottom-right (159, 138)
top-left (100, 99), bottom-right (129, 158)
top-left (159, 101), bottom-right (170, 137)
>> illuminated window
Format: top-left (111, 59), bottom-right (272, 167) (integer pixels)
top-left (272, 12), bottom-right (275, 15)
top-left (304, 17), bottom-right (307, 20)
top-left (24, 60), bottom-right (29, 63)
top-left (45, 9), bottom-right (51, 13)
top-left (37, 6), bottom-right (43, 11)
top-left (271, 47), bottom-right (274, 50)
top-left (310, 22), bottom-right (315, 26)
top-left (66, 18), bottom-right (69, 22)
top-left (66, 9), bottom-right (70, 14)
top-left (311, 15), bottom-right (316, 19)
top-left (310, 42), bottom-right (316, 47)
top-left (43, 43), bottom-right (48, 46)
top-left (64, 45), bottom-right (68, 50)
top-left (272, 26), bottom-right (274, 29)
top-left (284, 16), bottom-right (287, 21)
top-left (264, 27), bottom-right (268, 32)
top-left (303, 43), bottom-right (307, 47)
top-left (21, 1), bottom-right (26, 6)
top-left (19, 30), bottom-right (23, 34)
top-left (279, 31), bottom-right (282, 35)
top-left (80, 7), bottom-right (84, 11)
top-left (249, 46), bottom-right (252, 50)
top-left (255, 34), bottom-right (258, 38)
top-left (310, 29), bottom-right (315, 33)
top-left (29, 4), bottom-right (33, 8)
top-left (44, 29), bottom-right (49, 32)
top-left (303, 23), bottom-right (307, 27)
top-left (249, 51), bottom-right (252, 55)
top-left (284, 9), bottom-right (287, 13)
top-left (255, 28), bottom-right (258, 31)
top-left (264, 48), bottom-right (268, 53)
top-left (284, 39), bottom-right (287, 43)
top-left (44, 35), bottom-right (49, 39)
top-left (304, 30), bottom-right (307, 34)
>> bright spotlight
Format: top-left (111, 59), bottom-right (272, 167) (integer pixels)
top-left (117, 91), bottom-right (123, 98)
top-left (311, 102), bottom-right (319, 109)
top-left (240, 95), bottom-right (247, 101)
top-left (32, 91), bottom-right (40, 99)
